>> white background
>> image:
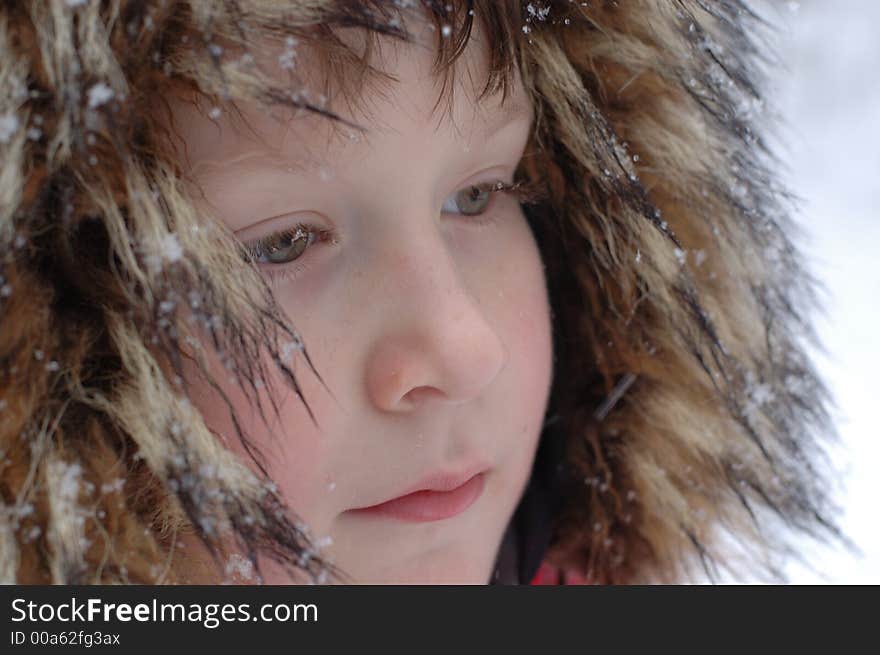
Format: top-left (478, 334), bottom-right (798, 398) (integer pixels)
top-left (758, 0), bottom-right (879, 583)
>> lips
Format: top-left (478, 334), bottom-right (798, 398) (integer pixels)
top-left (349, 470), bottom-right (487, 522)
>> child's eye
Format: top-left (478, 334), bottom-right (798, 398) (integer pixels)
top-left (443, 183), bottom-right (495, 215)
top-left (239, 176), bottom-right (548, 282)
top-left (247, 225), bottom-right (315, 265)
top-left (242, 224), bottom-right (334, 271)
top-left (443, 180), bottom-right (523, 216)
top-left (443, 178), bottom-right (549, 218)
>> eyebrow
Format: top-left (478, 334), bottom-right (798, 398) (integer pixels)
top-left (191, 99), bottom-right (533, 179)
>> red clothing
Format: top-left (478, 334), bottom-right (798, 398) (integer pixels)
top-left (529, 562), bottom-right (590, 585)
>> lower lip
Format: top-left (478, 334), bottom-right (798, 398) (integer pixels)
top-left (351, 472), bottom-right (486, 522)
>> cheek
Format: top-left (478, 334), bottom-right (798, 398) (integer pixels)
top-left (505, 236), bottom-right (554, 465)
top-left (509, 262), bottom-right (553, 398)
top-left (179, 336), bottom-right (334, 529)
top-left (483, 215), bottom-right (554, 410)
top-left (462, 212), bottom-right (554, 480)
top-left (261, 383), bottom-right (330, 520)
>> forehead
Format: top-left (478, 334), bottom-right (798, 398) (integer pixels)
top-left (174, 15), bottom-right (532, 177)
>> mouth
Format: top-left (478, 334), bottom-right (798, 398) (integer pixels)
top-left (348, 470), bottom-right (487, 523)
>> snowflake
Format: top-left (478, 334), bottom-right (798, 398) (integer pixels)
top-left (160, 233), bottom-right (183, 262)
top-left (225, 554), bottom-right (257, 580)
top-left (673, 247), bottom-right (688, 266)
top-left (526, 3), bottom-right (551, 21)
top-left (278, 36), bottom-right (298, 71)
top-left (87, 82), bottom-right (115, 109)
top-left (100, 478), bottom-right (126, 494)
top-left (57, 462), bottom-right (84, 501)
top-left (750, 383), bottom-right (775, 406)
top-left (0, 113), bottom-right (20, 143)
top-left (281, 336), bottom-right (304, 361)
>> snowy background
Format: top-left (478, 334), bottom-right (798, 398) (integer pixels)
top-left (755, 0), bottom-right (880, 583)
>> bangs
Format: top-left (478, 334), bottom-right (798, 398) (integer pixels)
top-left (159, 1), bottom-right (527, 142)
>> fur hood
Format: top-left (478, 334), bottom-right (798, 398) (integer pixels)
top-left (0, 0), bottom-right (845, 584)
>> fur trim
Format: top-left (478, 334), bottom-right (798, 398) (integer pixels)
top-left (0, 0), bottom-right (846, 584)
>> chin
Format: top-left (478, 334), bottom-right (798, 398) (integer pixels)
top-left (342, 544), bottom-right (497, 585)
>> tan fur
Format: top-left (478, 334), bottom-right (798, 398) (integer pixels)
top-left (0, 0), bottom-right (845, 584)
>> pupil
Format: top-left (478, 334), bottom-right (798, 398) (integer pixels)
top-left (267, 231), bottom-right (308, 263)
top-left (459, 186), bottom-right (489, 215)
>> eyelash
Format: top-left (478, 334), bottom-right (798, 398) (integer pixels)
top-left (241, 176), bottom-right (548, 285)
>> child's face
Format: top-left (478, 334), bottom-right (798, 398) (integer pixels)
top-left (172, 18), bottom-right (553, 583)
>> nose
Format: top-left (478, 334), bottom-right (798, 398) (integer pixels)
top-left (364, 233), bottom-right (507, 413)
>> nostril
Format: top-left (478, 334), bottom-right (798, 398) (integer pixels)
top-left (402, 386), bottom-right (446, 407)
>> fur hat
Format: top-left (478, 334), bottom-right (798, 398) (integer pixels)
top-left (0, 0), bottom-right (846, 584)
